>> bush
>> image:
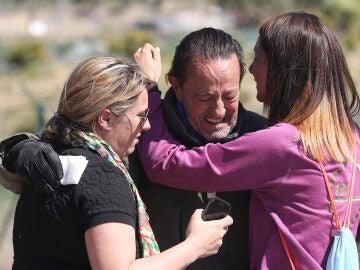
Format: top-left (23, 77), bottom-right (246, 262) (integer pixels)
top-left (107, 30), bottom-right (156, 57)
top-left (319, 0), bottom-right (360, 50)
top-left (320, 1), bottom-right (356, 28)
top-left (5, 39), bottom-right (48, 69)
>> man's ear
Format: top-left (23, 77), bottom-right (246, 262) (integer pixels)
top-left (168, 75), bottom-right (183, 102)
top-left (96, 108), bottom-right (113, 131)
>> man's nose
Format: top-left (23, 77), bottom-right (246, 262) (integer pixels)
top-left (212, 98), bottom-right (226, 116)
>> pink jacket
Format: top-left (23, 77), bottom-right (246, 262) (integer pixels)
top-left (137, 91), bottom-right (360, 269)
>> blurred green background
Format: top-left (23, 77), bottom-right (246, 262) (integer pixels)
top-left (1, 0), bottom-right (360, 268)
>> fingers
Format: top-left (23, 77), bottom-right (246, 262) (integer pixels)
top-left (186, 209), bottom-right (233, 259)
top-left (197, 207), bottom-right (233, 227)
top-left (135, 43), bottom-right (160, 59)
top-left (195, 208), bottom-right (232, 236)
top-left (207, 214), bottom-right (233, 238)
top-left (133, 43), bottom-right (162, 82)
top-left (152, 46), bottom-right (161, 62)
top-left (133, 47), bottom-right (142, 61)
top-left (142, 43), bottom-right (155, 51)
top-left (209, 214), bottom-right (233, 227)
top-left (222, 215), bottom-right (233, 226)
top-left (193, 208), bottom-right (204, 217)
top-left (139, 43), bottom-right (153, 57)
top-left (136, 43), bottom-right (153, 56)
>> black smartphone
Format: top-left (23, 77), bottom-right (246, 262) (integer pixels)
top-left (201, 196), bottom-right (232, 221)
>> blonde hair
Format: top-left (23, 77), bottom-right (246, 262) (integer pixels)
top-left (57, 56), bottom-right (148, 132)
top-left (288, 94), bottom-right (357, 163)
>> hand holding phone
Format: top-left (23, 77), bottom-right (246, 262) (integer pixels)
top-left (201, 196), bottom-right (232, 221)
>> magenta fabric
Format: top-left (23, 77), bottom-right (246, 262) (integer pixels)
top-left (137, 91), bottom-right (360, 270)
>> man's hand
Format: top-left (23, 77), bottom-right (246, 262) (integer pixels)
top-left (2, 136), bottom-right (63, 193)
top-left (133, 43), bottom-right (162, 82)
top-left (0, 133), bottom-right (39, 171)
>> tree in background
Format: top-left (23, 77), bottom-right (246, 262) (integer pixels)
top-left (212, 0), bottom-right (360, 49)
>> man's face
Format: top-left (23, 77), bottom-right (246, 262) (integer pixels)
top-left (171, 53), bottom-right (240, 141)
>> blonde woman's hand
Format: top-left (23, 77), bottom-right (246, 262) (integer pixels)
top-left (185, 209), bottom-right (233, 259)
top-left (133, 43), bottom-right (162, 82)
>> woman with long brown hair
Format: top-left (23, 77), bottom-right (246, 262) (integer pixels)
top-left (137, 12), bottom-right (360, 269)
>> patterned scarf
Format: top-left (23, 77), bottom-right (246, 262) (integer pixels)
top-left (42, 116), bottom-right (160, 257)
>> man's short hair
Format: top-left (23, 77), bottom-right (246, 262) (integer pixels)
top-left (166, 27), bottom-right (246, 85)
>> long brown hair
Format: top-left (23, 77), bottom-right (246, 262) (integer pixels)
top-left (259, 12), bottom-right (360, 162)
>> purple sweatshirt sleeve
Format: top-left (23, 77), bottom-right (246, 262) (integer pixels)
top-left (137, 91), bottom-right (297, 192)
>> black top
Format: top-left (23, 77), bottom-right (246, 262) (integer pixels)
top-left (129, 87), bottom-right (267, 270)
top-left (13, 147), bottom-right (139, 270)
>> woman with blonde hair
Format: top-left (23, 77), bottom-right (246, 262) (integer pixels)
top-left (8, 56), bottom-right (232, 270)
top-left (136, 12), bottom-right (360, 269)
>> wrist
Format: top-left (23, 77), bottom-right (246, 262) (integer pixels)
top-left (182, 237), bottom-right (202, 262)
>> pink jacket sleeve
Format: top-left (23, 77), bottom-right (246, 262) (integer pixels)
top-left (137, 91), bottom-right (297, 192)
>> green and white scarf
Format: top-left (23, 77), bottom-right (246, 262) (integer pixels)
top-left (43, 116), bottom-right (160, 257)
